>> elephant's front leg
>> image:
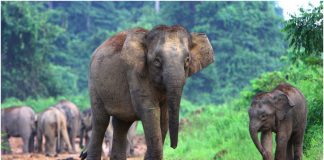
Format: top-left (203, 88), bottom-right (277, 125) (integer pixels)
top-left (82, 90), bottom-right (110, 160)
top-left (110, 117), bottom-right (133, 160)
top-left (142, 107), bottom-right (163, 160)
top-left (261, 131), bottom-right (273, 160)
top-left (275, 132), bottom-right (288, 160)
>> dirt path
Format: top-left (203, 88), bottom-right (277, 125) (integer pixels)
top-left (2, 135), bottom-right (146, 160)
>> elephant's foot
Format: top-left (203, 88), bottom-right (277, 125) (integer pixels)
top-left (126, 148), bottom-right (135, 157)
top-left (68, 148), bottom-right (77, 154)
top-left (45, 153), bottom-right (58, 157)
top-left (80, 150), bottom-right (88, 160)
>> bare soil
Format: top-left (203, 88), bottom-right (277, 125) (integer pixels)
top-left (1, 135), bottom-right (147, 160)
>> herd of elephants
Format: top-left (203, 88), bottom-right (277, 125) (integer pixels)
top-left (1, 25), bottom-right (308, 160)
top-left (1, 100), bottom-right (138, 157)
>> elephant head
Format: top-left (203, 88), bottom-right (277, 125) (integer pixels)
top-left (248, 88), bottom-right (296, 157)
top-left (122, 25), bottom-right (214, 148)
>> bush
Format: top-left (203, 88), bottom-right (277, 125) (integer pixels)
top-left (1, 91), bottom-right (90, 112)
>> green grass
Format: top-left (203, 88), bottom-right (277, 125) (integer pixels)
top-left (163, 103), bottom-right (323, 160)
top-left (164, 104), bottom-right (261, 160)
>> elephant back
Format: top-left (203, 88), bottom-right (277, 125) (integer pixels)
top-left (2, 106), bottom-right (35, 136)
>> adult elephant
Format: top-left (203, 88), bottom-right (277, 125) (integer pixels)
top-left (1, 106), bottom-right (36, 154)
top-left (81, 25), bottom-right (214, 160)
top-left (248, 83), bottom-right (307, 160)
top-left (37, 107), bottom-right (73, 157)
top-left (54, 100), bottom-right (80, 152)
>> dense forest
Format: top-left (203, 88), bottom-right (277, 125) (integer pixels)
top-left (2, 1), bottom-right (286, 104)
top-left (1, 1), bottom-right (323, 159)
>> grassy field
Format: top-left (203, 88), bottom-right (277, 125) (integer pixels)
top-left (163, 103), bottom-right (323, 160)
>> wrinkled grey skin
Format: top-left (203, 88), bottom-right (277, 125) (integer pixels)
top-left (80, 108), bottom-right (92, 149)
top-left (248, 83), bottom-right (307, 160)
top-left (81, 25), bottom-right (214, 160)
top-left (37, 107), bottom-right (73, 157)
top-left (104, 118), bottom-right (137, 157)
top-left (54, 100), bottom-right (80, 153)
top-left (1, 106), bottom-right (36, 154)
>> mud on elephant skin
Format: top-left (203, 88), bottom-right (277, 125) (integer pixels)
top-left (248, 83), bottom-right (307, 160)
top-left (54, 100), bottom-right (81, 153)
top-left (81, 24), bottom-right (214, 160)
top-left (37, 107), bottom-right (73, 157)
top-left (1, 106), bottom-right (37, 154)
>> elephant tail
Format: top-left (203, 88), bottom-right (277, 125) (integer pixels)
top-left (55, 111), bottom-right (61, 149)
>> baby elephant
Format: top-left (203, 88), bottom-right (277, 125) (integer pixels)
top-left (37, 107), bottom-right (73, 157)
top-left (1, 106), bottom-right (36, 154)
top-left (248, 83), bottom-right (307, 160)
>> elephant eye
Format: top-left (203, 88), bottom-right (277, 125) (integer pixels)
top-left (259, 114), bottom-right (267, 120)
top-left (153, 57), bottom-right (162, 68)
top-left (184, 56), bottom-right (190, 68)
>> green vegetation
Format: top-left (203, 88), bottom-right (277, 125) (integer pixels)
top-left (165, 2), bottom-right (323, 159)
top-left (1, 1), bottom-right (322, 159)
top-left (1, 92), bottom-right (90, 112)
top-left (2, 2), bottom-right (286, 105)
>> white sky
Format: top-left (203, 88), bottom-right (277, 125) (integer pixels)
top-left (277, 0), bottom-right (321, 20)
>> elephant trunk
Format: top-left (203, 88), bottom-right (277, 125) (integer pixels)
top-left (166, 78), bottom-right (184, 149)
top-left (249, 122), bottom-right (265, 155)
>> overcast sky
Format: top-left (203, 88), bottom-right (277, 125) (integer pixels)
top-left (277, 0), bottom-right (321, 20)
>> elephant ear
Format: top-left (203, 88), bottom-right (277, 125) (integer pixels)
top-left (271, 90), bottom-right (295, 121)
top-left (120, 28), bottom-right (148, 75)
top-left (188, 33), bottom-right (215, 76)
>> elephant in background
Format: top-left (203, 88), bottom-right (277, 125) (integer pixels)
top-left (81, 24), bottom-right (214, 160)
top-left (37, 107), bottom-right (73, 157)
top-left (1, 106), bottom-right (36, 154)
top-left (80, 108), bottom-right (92, 149)
top-left (54, 100), bottom-right (80, 152)
top-left (104, 118), bottom-right (138, 157)
top-left (80, 109), bottom-right (137, 156)
top-left (249, 83), bottom-right (307, 160)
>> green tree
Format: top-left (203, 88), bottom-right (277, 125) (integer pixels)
top-left (182, 2), bottom-right (287, 104)
top-left (1, 2), bottom-right (78, 100)
top-left (283, 2), bottom-right (323, 65)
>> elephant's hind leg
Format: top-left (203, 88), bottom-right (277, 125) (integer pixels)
top-left (22, 135), bottom-right (30, 153)
top-left (293, 132), bottom-right (304, 160)
top-left (83, 91), bottom-right (109, 160)
top-left (110, 117), bottom-right (133, 160)
top-left (286, 138), bottom-right (294, 160)
top-left (28, 133), bottom-right (35, 152)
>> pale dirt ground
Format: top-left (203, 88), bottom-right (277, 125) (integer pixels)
top-left (1, 135), bottom-right (146, 160)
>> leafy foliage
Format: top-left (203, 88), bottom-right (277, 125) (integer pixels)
top-left (1, 92), bottom-right (90, 112)
top-left (1, 2), bottom-right (286, 105)
top-left (283, 2), bottom-right (323, 65)
top-left (1, 2), bottom-right (75, 100)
